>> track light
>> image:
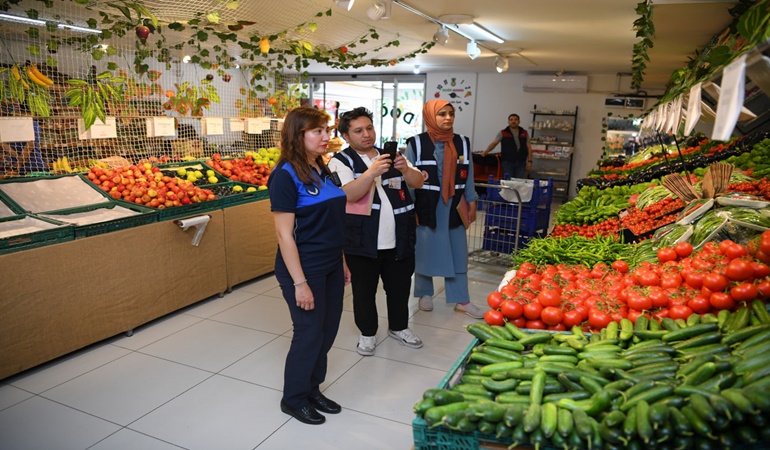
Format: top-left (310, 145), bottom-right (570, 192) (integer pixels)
top-left (367, 0), bottom-right (391, 20)
top-left (413, 65), bottom-right (420, 74)
top-left (495, 56), bottom-right (509, 73)
top-left (432, 26), bottom-right (449, 46)
top-left (467, 41), bottom-right (481, 60)
top-left (333, 0), bottom-right (355, 11)
top-left (0, 13), bottom-right (102, 34)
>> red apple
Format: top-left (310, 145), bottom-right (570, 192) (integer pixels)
top-left (136, 25), bottom-right (150, 39)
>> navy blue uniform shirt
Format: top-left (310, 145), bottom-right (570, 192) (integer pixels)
top-left (268, 160), bottom-right (347, 277)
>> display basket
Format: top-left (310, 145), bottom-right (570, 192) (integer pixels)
top-left (484, 177), bottom-right (553, 210)
top-left (413, 338), bottom-right (559, 450)
top-left (202, 182), bottom-right (270, 207)
top-left (0, 214), bottom-right (73, 255)
top-left (38, 201), bottom-right (158, 239)
top-left (156, 161), bottom-right (225, 185)
top-left (0, 190), bottom-right (23, 217)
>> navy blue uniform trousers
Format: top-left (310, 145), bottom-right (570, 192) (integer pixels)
top-left (277, 261), bottom-right (344, 408)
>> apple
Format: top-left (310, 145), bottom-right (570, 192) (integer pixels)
top-left (136, 25), bottom-right (150, 39)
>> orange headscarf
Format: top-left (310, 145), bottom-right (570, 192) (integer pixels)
top-left (423, 100), bottom-right (457, 204)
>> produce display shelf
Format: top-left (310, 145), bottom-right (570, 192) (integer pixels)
top-left (146, 197), bottom-right (225, 221)
top-left (41, 201), bottom-right (159, 239)
top-left (0, 214), bottom-right (74, 255)
top-left (156, 161), bottom-right (225, 184)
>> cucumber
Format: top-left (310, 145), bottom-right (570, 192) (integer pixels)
top-left (556, 407), bottom-right (574, 438)
top-left (689, 393), bottom-right (717, 423)
top-left (423, 401), bottom-right (469, 424)
top-left (530, 370), bottom-right (546, 405)
top-left (481, 377), bottom-right (519, 393)
top-left (503, 403), bottom-right (527, 427)
top-left (672, 331), bottom-right (722, 350)
top-left (662, 323), bottom-right (719, 343)
top-left (621, 385), bottom-right (675, 412)
top-left (504, 322), bottom-right (529, 340)
top-left (432, 389), bottom-right (466, 405)
top-left (481, 345), bottom-right (524, 362)
top-left (466, 323), bottom-right (497, 341)
top-left (668, 406), bottom-right (692, 435)
top-left (522, 403), bottom-right (542, 433)
top-left (479, 360), bottom-right (524, 376)
top-left (485, 338), bottom-right (525, 352)
top-left (622, 403), bottom-right (637, 438)
top-left (721, 323), bottom-right (770, 346)
top-left (648, 400), bottom-right (670, 430)
top-left (636, 400), bottom-right (653, 444)
top-left (540, 402), bottom-right (558, 438)
top-left (681, 405), bottom-right (714, 438)
top-left (489, 324), bottom-right (514, 340)
top-left (517, 332), bottom-right (552, 347)
top-left (751, 299), bottom-right (770, 324)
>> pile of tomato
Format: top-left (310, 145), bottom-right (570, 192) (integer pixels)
top-left (619, 197), bottom-right (686, 237)
top-left (549, 217), bottom-right (620, 239)
top-left (727, 178), bottom-right (770, 201)
top-left (484, 231), bottom-right (770, 332)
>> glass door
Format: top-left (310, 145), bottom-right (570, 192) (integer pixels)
top-left (309, 75), bottom-right (425, 150)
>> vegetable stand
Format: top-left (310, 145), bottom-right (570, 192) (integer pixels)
top-left (467, 178), bottom-right (553, 267)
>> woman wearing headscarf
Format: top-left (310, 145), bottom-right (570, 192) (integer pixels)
top-left (404, 100), bottom-right (485, 319)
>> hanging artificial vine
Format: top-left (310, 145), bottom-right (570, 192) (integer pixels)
top-left (631, 0), bottom-right (654, 91)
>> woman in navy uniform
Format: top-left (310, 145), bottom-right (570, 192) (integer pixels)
top-left (405, 100), bottom-right (485, 319)
top-left (268, 107), bottom-right (350, 425)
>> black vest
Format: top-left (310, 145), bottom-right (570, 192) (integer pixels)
top-left (407, 133), bottom-right (470, 229)
top-left (332, 147), bottom-right (416, 260)
top-left (500, 127), bottom-right (529, 162)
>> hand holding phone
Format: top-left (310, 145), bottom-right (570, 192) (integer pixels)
top-left (383, 141), bottom-right (398, 161)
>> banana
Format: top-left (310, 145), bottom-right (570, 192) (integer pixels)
top-left (52, 159), bottom-right (61, 172)
top-left (29, 64), bottom-right (54, 86)
top-left (26, 66), bottom-right (48, 87)
top-left (11, 64), bottom-right (29, 89)
top-left (61, 156), bottom-right (72, 173)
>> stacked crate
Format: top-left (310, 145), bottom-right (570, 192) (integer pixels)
top-left (481, 177), bottom-right (554, 254)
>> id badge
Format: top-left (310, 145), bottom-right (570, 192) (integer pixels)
top-left (388, 178), bottom-right (402, 190)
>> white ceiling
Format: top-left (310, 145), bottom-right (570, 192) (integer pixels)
top-left (1, 0), bottom-right (738, 91)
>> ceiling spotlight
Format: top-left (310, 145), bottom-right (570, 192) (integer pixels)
top-left (467, 40), bottom-right (481, 60)
top-left (413, 65), bottom-right (421, 74)
top-left (367, 0), bottom-right (391, 20)
top-left (432, 26), bottom-right (449, 46)
top-left (333, 0), bottom-right (355, 11)
top-left (495, 56), bottom-right (509, 73)
top-left (182, 55), bottom-right (192, 63)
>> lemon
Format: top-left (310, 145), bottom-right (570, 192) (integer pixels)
top-left (258, 185), bottom-right (268, 191)
top-left (206, 170), bottom-right (215, 177)
top-left (177, 168), bottom-right (187, 177)
top-left (208, 176), bottom-right (218, 184)
top-left (194, 170), bottom-right (204, 179)
top-left (232, 185), bottom-right (244, 193)
top-left (246, 186), bottom-right (257, 192)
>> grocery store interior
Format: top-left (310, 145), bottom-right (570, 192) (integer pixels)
top-left (2, 0), bottom-right (770, 449)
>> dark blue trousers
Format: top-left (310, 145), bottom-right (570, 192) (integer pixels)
top-left (277, 262), bottom-right (344, 408)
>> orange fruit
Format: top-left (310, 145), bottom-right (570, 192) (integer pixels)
top-left (164, 90), bottom-right (175, 98)
top-left (267, 97), bottom-right (277, 105)
top-left (259, 38), bottom-right (270, 54)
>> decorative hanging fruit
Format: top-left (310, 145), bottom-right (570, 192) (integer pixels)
top-left (259, 37), bottom-right (270, 54)
top-left (340, 46), bottom-right (348, 54)
top-left (135, 25), bottom-right (150, 39)
top-left (222, 74), bottom-right (231, 82)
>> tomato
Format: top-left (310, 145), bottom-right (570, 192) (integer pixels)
top-left (657, 247), bottom-right (678, 263)
top-left (669, 304), bottom-right (693, 320)
top-left (511, 316), bottom-right (527, 328)
top-left (730, 282), bottom-right (759, 302)
top-left (590, 263), bottom-right (609, 279)
top-left (487, 291), bottom-right (505, 309)
top-left (627, 309), bottom-right (646, 323)
top-left (588, 309), bottom-right (611, 329)
top-left (537, 288), bottom-right (562, 307)
top-left (674, 242), bottom-right (694, 258)
top-left (500, 300), bottom-right (523, 320)
top-left (660, 273), bottom-right (682, 289)
top-left (756, 249), bottom-right (770, 265)
top-left (484, 309), bottom-right (506, 326)
top-left (500, 284), bottom-right (517, 299)
top-left (710, 292), bottom-right (736, 310)
top-left (651, 308), bottom-right (670, 321)
top-left (525, 319), bottom-right (546, 330)
top-left (703, 272), bottom-right (729, 292)
top-left (691, 258), bottom-right (713, 271)
top-left (757, 280), bottom-right (770, 299)
top-left (627, 292), bottom-right (652, 311)
top-left (648, 287), bottom-right (670, 308)
top-left (523, 302), bottom-right (543, 320)
top-left (684, 271), bottom-right (705, 290)
top-left (724, 259), bottom-right (754, 282)
top-left (562, 310), bottom-right (584, 328)
top-left (724, 243), bottom-right (748, 260)
top-left (752, 262), bottom-right (770, 279)
top-left (547, 323), bottom-right (567, 331)
top-left (611, 260), bottom-right (629, 273)
top-left (635, 269), bottom-right (660, 287)
top-left (719, 240), bottom-right (736, 255)
top-left (687, 294), bottom-right (711, 314)
top-left (761, 234), bottom-right (770, 254)
top-left (541, 306), bottom-right (564, 326)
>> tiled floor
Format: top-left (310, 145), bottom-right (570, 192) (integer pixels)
top-left (0, 261), bottom-right (507, 450)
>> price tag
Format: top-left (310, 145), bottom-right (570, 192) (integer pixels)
top-left (145, 117), bottom-right (175, 137)
top-left (713, 53), bottom-right (747, 141)
top-left (201, 117), bottom-right (224, 135)
top-left (684, 82), bottom-right (702, 136)
top-left (0, 117), bottom-right (34, 142)
top-left (78, 117), bottom-right (117, 140)
top-left (230, 118), bottom-right (245, 132)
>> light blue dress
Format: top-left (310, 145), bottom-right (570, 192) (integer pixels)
top-left (405, 136), bottom-right (478, 303)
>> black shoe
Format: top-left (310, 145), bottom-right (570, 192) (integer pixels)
top-left (308, 393), bottom-right (342, 414)
top-left (280, 400), bottom-right (325, 425)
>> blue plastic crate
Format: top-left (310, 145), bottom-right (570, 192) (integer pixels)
top-left (484, 203), bottom-right (550, 236)
top-left (482, 227), bottom-right (543, 254)
top-left (484, 177), bottom-right (554, 209)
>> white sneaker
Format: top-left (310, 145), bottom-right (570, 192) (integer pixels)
top-left (388, 328), bottom-right (424, 349)
top-left (418, 295), bottom-right (434, 311)
top-left (357, 335), bottom-right (376, 356)
top-left (454, 302), bottom-right (485, 319)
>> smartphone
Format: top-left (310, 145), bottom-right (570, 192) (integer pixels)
top-left (383, 141), bottom-right (398, 161)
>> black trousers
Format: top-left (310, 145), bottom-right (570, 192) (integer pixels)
top-left (347, 249), bottom-right (415, 336)
top-left (277, 261), bottom-right (344, 409)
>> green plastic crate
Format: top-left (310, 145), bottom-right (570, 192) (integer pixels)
top-left (0, 214), bottom-right (73, 255)
top-left (202, 181), bottom-right (269, 207)
top-left (39, 201), bottom-right (158, 238)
